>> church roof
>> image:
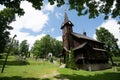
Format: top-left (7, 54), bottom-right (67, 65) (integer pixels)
top-left (71, 32), bottom-right (103, 43)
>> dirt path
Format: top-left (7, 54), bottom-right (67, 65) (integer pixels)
top-left (41, 70), bottom-right (59, 79)
top-left (41, 64), bottom-right (67, 80)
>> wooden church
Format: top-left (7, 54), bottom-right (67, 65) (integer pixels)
top-left (60, 12), bottom-right (111, 71)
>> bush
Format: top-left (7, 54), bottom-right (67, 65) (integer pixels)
top-left (69, 49), bottom-right (77, 70)
top-left (65, 49), bottom-right (77, 70)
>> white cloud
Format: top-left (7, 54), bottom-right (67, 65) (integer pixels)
top-left (9, 1), bottom-right (56, 49)
top-left (94, 19), bottom-right (120, 47)
top-left (10, 1), bottom-right (49, 32)
top-left (9, 27), bottom-right (46, 47)
top-left (55, 12), bottom-right (62, 19)
top-left (56, 36), bottom-right (62, 41)
top-left (0, 5), bottom-right (5, 11)
top-left (43, 2), bottom-right (56, 12)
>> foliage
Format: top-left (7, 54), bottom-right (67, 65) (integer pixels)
top-left (68, 0), bottom-right (120, 20)
top-left (96, 27), bottom-right (120, 57)
top-left (1, 0), bottom-right (120, 21)
top-left (65, 49), bottom-right (77, 70)
top-left (31, 35), bottom-right (62, 59)
top-left (19, 40), bottom-right (29, 59)
top-left (69, 49), bottom-right (77, 70)
top-left (4, 38), bottom-right (19, 55)
top-left (0, 8), bottom-right (15, 53)
top-left (11, 39), bottom-right (19, 55)
top-left (0, 0), bottom-right (64, 16)
top-left (112, 57), bottom-right (120, 66)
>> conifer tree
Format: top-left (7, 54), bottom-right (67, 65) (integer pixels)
top-left (69, 49), bottom-right (77, 70)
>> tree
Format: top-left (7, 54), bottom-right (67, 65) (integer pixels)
top-left (1, 0), bottom-right (120, 22)
top-left (19, 40), bottom-right (29, 59)
top-left (10, 39), bottom-right (19, 55)
top-left (31, 35), bottom-right (62, 60)
top-left (68, 0), bottom-right (120, 21)
top-left (65, 49), bottom-right (77, 70)
top-left (50, 38), bottom-right (62, 57)
top-left (0, 8), bottom-right (15, 53)
top-left (4, 38), bottom-right (19, 55)
top-left (69, 49), bottom-right (77, 70)
top-left (96, 27), bottom-right (120, 57)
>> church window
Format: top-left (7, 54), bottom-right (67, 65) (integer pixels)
top-left (68, 21), bottom-right (71, 24)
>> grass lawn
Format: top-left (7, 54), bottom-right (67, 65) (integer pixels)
top-left (0, 56), bottom-right (120, 80)
top-left (56, 68), bottom-right (120, 80)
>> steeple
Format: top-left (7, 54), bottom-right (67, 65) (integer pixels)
top-left (61, 12), bottom-right (73, 29)
top-left (64, 12), bottom-right (69, 23)
top-left (61, 11), bottom-right (74, 50)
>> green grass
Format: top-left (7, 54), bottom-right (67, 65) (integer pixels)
top-left (56, 68), bottom-right (120, 80)
top-left (0, 56), bottom-right (58, 80)
top-left (0, 56), bottom-right (120, 80)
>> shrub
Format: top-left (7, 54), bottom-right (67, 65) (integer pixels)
top-left (69, 49), bottom-right (77, 70)
top-left (65, 49), bottom-right (77, 70)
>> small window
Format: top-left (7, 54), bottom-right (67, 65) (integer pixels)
top-left (68, 21), bottom-right (71, 24)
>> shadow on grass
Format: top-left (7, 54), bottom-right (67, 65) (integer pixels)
top-left (0, 76), bottom-right (50, 80)
top-left (0, 60), bottom-right (29, 66)
top-left (55, 72), bottom-right (120, 80)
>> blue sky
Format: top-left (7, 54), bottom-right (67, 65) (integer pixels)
top-left (0, 1), bottom-right (120, 48)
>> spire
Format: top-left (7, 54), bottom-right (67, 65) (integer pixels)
top-left (64, 11), bottom-right (69, 23)
top-left (61, 11), bottom-right (73, 29)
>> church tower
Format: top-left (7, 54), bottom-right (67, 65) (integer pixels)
top-left (61, 12), bottom-right (74, 50)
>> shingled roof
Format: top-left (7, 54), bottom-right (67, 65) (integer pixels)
top-left (71, 32), bottom-right (103, 43)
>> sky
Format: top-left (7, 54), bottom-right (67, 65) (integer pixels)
top-left (0, 1), bottom-right (120, 49)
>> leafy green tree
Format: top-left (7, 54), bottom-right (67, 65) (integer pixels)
top-left (96, 27), bottom-right (120, 57)
top-left (68, 0), bottom-right (120, 21)
top-left (1, 0), bottom-right (120, 22)
top-left (31, 40), bottom-right (41, 59)
top-left (0, 8), bottom-right (15, 53)
top-left (32, 35), bottom-right (62, 59)
top-left (69, 49), bottom-right (77, 70)
top-left (50, 38), bottom-right (62, 57)
top-left (32, 35), bottom-right (51, 59)
top-left (11, 39), bottom-right (19, 55)
top-left (19, 40), bottom-right (29, 59)
top-left (4, 38), bottom-right (19, 55)
top-left (65, 49), bottom-right (77, 70)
